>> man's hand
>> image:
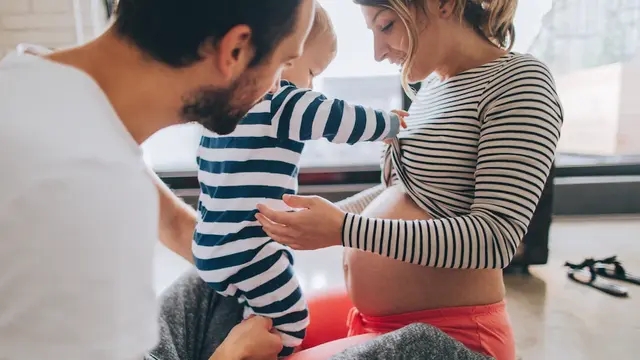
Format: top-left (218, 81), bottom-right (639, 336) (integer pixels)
top-left (211, 316), bottom-right (283, 360)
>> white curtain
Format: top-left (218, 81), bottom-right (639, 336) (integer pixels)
top-left (72, 0), bottom-right (109, 44)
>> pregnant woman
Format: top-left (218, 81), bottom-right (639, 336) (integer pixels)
top-left (256, 0), bottom-right (563, 359)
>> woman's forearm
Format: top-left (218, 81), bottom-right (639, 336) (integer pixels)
top-left (342, 212), bottom-right (523, 269)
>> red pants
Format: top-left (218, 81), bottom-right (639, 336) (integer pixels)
top-left (289, 290), bottom-right (516, 360)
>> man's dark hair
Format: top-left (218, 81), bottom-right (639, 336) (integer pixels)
top-left (114, 0), bottom-right (302, 68)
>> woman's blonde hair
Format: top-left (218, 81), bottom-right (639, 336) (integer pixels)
top-left (353, 0), bottom-right (517, 96)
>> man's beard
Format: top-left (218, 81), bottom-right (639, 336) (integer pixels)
top-left (180, 74), bottom-right (260, 135)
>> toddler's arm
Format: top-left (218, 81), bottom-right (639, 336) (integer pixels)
top-left (269, 82), bottom-right (402, 144)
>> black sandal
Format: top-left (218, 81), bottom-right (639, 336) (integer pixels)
top-left (565, 258), bottom-right (629, 298)
top-left (592, 256), bottom-right (640, 286)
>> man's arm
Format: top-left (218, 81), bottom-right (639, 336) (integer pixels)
top-left (148, 168), bottom-right (197, 264)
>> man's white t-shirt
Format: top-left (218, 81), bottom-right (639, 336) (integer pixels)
top-left (0, 46), bottom-right (159, 359)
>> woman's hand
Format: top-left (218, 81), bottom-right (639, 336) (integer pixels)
top-left (211, 316), bottom-right (283, 360)
top-left (256, 195), bottom-right (345, 250)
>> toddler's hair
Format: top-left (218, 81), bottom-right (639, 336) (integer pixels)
top-left (307, 2), bottom-right (337, 52)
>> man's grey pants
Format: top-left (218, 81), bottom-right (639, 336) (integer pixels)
top-left (146, 271), bottom-right (494, 360)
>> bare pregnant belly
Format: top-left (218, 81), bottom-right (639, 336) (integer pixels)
top-left (343, 185), bottom-right (505, 316)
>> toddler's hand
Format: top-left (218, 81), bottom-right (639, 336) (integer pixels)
top-left (391, 109), bottom-right (409, 128)
top-left (386, 109), bottom-right (409, 144)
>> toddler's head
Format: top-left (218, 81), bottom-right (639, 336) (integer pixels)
top-left (281, 2), bottom-right (337, 89)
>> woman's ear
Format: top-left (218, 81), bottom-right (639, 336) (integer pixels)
top-left (437, 0), bottom-right (456, 18)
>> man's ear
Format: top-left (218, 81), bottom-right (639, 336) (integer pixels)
top-left (201, 25), bottom-right (254, 81)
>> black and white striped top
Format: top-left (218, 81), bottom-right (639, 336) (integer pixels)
top-left (338, 53), bottom-right (563, 269)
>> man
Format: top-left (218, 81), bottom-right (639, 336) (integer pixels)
top-left (0, 0), bottom-right (314, 359)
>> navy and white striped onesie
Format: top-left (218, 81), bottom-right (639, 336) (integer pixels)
top-left (193, 81), bottom-right (400, 356)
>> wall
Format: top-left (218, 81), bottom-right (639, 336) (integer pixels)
top-left (0, 0), bottom-right (103, 56)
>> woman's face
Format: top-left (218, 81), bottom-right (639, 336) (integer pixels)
top-left (360, 1), bottom-right (449, 82)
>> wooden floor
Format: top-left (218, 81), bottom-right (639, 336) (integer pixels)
top-left (154, 216), bottom-right (640, 360)
top-left (505, 216), bottom-right (640, 360)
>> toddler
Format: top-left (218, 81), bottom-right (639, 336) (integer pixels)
top-left (193, 3), bottom-right (405, 356)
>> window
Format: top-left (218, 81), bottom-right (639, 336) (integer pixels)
top-left (142, 0), bottom-right (640, 177)
top-left (300, 0), bottom-right (402, 170)
top-left (104, 0), bottom-right (117, 16)
top-left (530, 0), bottom-right (640, 172)
top-left (143, 0), bottom-right (404, 173)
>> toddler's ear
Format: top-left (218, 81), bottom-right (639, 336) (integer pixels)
top-left (268, 80), bottom-right (280, 94)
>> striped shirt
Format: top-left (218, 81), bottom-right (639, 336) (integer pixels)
top-left (338, 53), bottom-right (563, 269)
top-left (194, 80), bottom-right (400, 287)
